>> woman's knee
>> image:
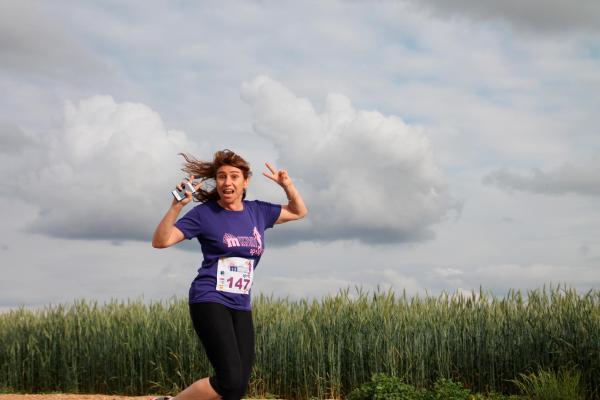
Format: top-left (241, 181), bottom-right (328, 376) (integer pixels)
top-left (210, 371), bottom-right (247, 399)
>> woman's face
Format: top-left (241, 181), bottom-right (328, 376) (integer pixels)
top-left (215, 165), bottom-right (249, 204)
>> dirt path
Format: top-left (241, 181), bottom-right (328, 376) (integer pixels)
top-left (0, 396), bottom-right (279, 400)
top-left (0, 395), bottom-right (155, 400)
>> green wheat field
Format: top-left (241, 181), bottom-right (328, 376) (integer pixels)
top-left (0, 286), bottom-right (598, 399)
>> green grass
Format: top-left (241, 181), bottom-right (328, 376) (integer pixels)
top-left (511, 367), bottom-right (586, 400)
top-left (0, 285), bottom-right (598, 399)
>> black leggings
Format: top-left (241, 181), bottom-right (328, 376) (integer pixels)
top-left (188, 302), bottom-right (255, 400)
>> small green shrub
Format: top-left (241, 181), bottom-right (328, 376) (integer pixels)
top-left (347, 374), bottom-right (483, 400)
top-left (426, 378), bottom-right (471, 400)
top-left (346, 373), bottom-right (424, 400)
top-left (511, 367), bottom-right (585, 400)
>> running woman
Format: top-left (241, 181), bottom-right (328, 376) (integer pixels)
top-left (151, 149), bottom-right (307, 400)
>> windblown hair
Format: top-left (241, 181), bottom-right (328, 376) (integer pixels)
top-left (179, 149), bottom-right (252, 203)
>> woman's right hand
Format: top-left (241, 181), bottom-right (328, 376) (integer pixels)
top-left (154, 176), bottom-right (200, 248)
top-left (171, 175), bottom-right (202, 207)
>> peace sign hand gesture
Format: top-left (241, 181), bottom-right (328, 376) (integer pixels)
top-left (262, 162), bottom-right (307, 224)
top-left (262, 162), bottom-right (292, 188)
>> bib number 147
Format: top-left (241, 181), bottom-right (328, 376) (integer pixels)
top-left (227, 277), bottom-right (251, 291)
top-left (216, 257), bottom-right (254, 295)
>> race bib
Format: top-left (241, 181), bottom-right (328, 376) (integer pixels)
top-left (216, 257), bottom-right (254, 295)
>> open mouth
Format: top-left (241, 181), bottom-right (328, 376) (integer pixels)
top-left (222, 189), bottom-right (235, 195)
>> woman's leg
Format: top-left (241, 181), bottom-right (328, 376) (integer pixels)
top-left (231, 308), bottom-right (255, 399)
top-left (184, 302), bottom-right (249, 400)
top-left (171, 377), bottom-right (219, 400)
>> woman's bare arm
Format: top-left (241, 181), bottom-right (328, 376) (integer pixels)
top-left (262, 162), bottom-right (308, 224)
top-left (152, 201), bottom-right (187, 248)
top-left (152, 177), bottom-right (199, 248)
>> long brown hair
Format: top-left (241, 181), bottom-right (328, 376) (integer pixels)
top-left (179, 149), bottom-right (252, 202)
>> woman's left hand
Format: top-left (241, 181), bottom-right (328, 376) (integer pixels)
top-left (262, 162), bottom-right (292, 188)
top-left (263, 162), bottom-right (308, 223)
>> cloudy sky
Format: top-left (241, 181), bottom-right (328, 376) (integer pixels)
top-left (1, 0), bottom-right (600, 310)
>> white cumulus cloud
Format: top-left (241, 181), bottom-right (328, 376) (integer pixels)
top-left (241, 75), bottom-right (459, 244)
top-left (1, 95), bottom-right (203, 241)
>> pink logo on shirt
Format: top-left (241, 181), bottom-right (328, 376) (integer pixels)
top-left (223, 227), bottom-right (263, 255)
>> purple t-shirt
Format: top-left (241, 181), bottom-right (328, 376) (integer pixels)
top-left (175, 199), bottom-right (281, 311)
